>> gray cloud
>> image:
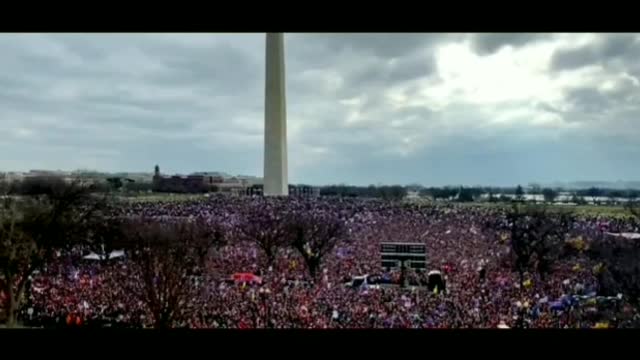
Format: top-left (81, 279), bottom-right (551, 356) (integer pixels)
top-left (293, 33), bottom-right (452, 58)
top-left (287, 33), bottom-right (451, 98)
top-left (551, 33), bottom-right (640, 72)
top-left (344, 54), bottom-right (435, 96)
top-left (470, 33), bottom-right (552, 55)
top-left (562, 75), bottom-right (640, 120)
top-left (534, 102), bottom-right (563, 115)
top-left (566, 88), bottom-right (613, 115)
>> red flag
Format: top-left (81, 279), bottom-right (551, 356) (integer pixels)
top-left (66, 314), bottom-right (75, 326)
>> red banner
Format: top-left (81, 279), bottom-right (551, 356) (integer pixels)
top-left (232, 273), bottom-right (262, 284)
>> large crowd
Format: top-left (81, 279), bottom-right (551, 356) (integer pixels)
top-left (10, 196), bottom-right (640, 328)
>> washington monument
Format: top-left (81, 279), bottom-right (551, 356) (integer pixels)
top-left (263, 33), bottom-right (288, 196)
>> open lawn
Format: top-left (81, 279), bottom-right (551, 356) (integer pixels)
top-left (404, 197), bottom-right (633, 218)
top-left (456, 201), bottom-right (632, 218)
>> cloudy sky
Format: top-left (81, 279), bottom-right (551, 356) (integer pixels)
top-left (1, 33), bottom-right (639, 186)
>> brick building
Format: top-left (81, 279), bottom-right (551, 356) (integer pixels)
top-left (152, 165), bottom-right (249, 194)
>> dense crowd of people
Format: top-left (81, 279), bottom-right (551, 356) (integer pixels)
top-left (9, 196), bottom-right (640, 328)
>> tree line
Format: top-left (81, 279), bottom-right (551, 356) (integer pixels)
top-left (0, 176), bottom-right (155, 195)
top-left (4, 176), bottom-right (640, 203)
top-left (319, 184), bottom-right (640, 203)
top-left (319, 185), bottom-right (407, 200)
top-left (420, 185), bottom-right (640, 204)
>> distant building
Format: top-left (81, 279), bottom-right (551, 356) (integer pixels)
top-left (152, 165), bottom-right (248, 195)
top-left (246, 184), bottom-right (319, 197)
top-left (22, 170), bottom-right (78, 184)
top-left (27, 170), bottom-right (62, 177)
top-left (153, 165), bottom-right (206, 193)
top-left (289, 185), bottom-right (320, 198)
top-left (237, 175), bottom-right (263, 187)
top-left (246, 184), bottom-right (264, 196)
top-left (0, 172), bottom-right (20, 182)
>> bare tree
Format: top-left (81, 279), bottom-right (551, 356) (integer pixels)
top-left (0, 180), bottom-right (8, 195)
top-left (627, 199), bottom-right (640, 220)
top-left (505, 204), bottom-right (573, 285)
top-left (590, 236), bottom-right (640, 302)
top-left (514, 185), bottom-right (525, 202)
top-left (0, 178), bottom-right (105, 327)
top-left (238, 203), bottom-right (290, 265)
top-left (585, 187), bottom-right (603, 205)
top-left (590, 202), bottom-right (640, 307)
top-left (541, 188), bottom-right (558, 203)
top-left (118, 218), bottom-right (224, 328)
top-left (85, 215), bottom-right (127, 261)
top-left (288, 213), bottom-right (346, 280)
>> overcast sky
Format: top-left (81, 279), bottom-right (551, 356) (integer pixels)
top-left (1, 33), bottom-right (639, 186)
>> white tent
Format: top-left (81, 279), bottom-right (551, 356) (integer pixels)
top-left (83, 250), bottom-right (125, 261)
top-left (605, 232), bottom-right (640, 240)
top-left (82, 253), bottom-right (101, 260)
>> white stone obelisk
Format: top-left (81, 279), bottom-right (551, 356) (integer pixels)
top-left (263, 33), bottom-right (288, 196)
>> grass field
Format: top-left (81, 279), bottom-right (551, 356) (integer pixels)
top-left (455, 202), bottom-right (632, 218)
top-left (405, 198), bottom-right (634, 218)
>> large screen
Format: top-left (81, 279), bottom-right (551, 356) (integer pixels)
top-left (380, 242), bottom-right (426, 269)
top-left (380, 243), bottom-right (426, 254)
